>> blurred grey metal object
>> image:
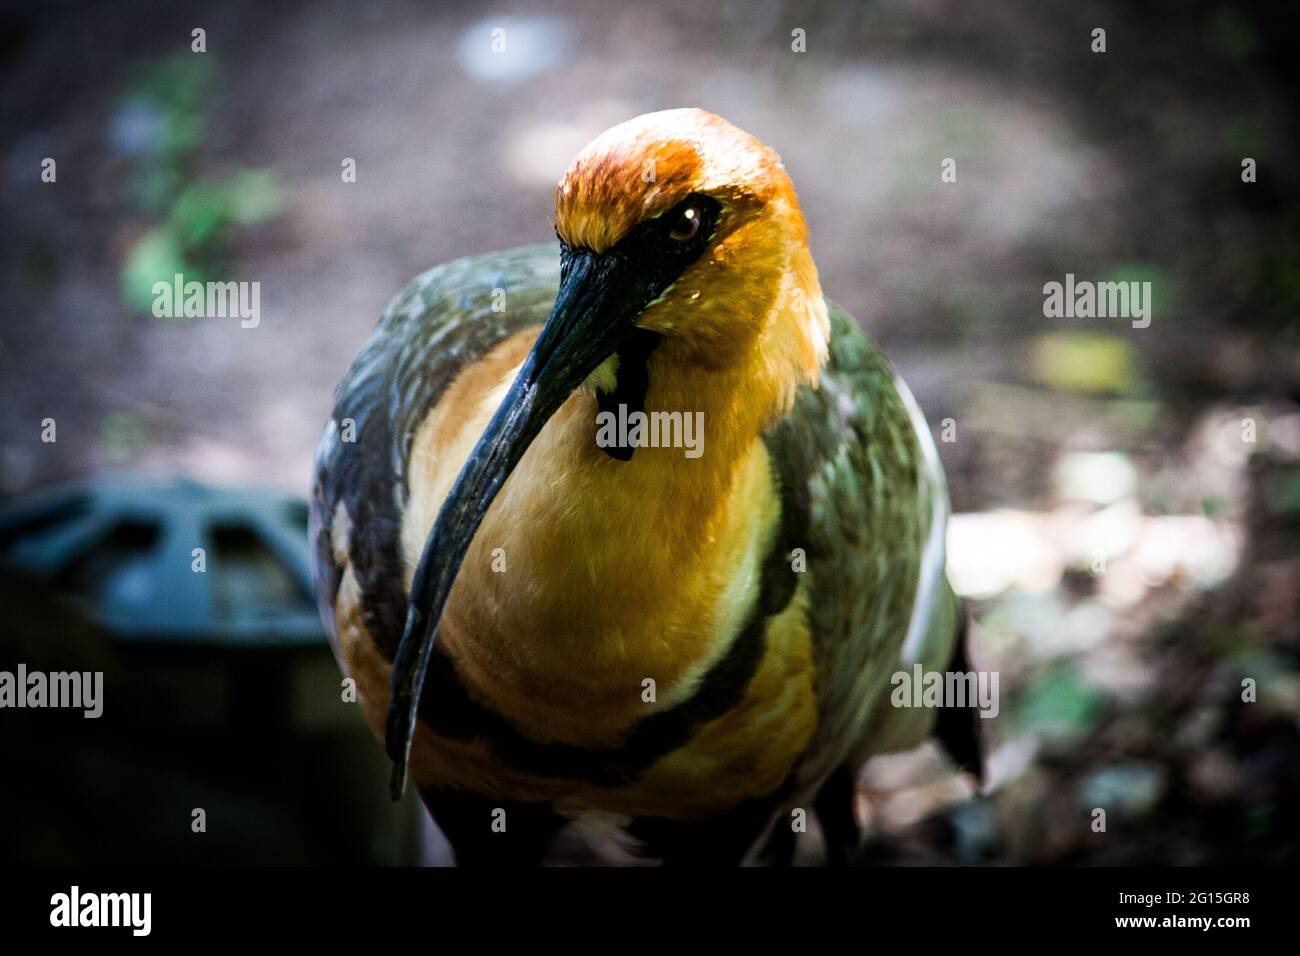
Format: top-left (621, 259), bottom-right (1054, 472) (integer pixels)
top-left (0, 476), bottom-right (433, 865)
top-left (0, 476), bottom-right (320, 645)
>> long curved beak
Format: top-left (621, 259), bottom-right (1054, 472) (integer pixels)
top-left (385, 249), bottom-right (643, 798)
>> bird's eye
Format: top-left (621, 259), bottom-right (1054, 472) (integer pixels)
top-left (669, 206), bottom-right (702, 242)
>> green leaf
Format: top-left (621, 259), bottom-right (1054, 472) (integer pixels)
top-left (171, 182), bottom-right (234, 249)
top-left (224, 169), bottom-right (284, 224)
top-left (1016, 666), bottom-right (1107, 744)
top-left (121, 227), bottom-right (186, 314)
top-left (1031, 332), bottom-right (1137, 395)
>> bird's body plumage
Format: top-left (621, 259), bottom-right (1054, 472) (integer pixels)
top-left (310, 110), bottom-right (967, 864)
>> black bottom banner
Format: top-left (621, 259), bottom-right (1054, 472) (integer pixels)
top-left (0, 865), bottom-right (1286, 942)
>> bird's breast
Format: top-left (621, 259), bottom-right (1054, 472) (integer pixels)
top-left (399, 327), bottom-right (789, 749)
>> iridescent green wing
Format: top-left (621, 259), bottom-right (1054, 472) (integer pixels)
top-left (763, 304), bottom-right (957, 790)
top-left (310, 245), bottom-right (560, 658)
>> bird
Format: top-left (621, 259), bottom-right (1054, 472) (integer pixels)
top-left (309, 108), bottom-right (974, 865)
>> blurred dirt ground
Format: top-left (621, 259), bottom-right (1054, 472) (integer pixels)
top-left (1, 0), bottom-right (1298, 864)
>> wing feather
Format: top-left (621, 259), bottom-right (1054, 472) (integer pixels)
top-left (764, 304), bottom-right (960, 792)
top-left (310, 245), bottom-right (561, 661)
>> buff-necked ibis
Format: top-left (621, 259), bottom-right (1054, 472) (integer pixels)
top-left (310, 108), bottom-right (974, 865)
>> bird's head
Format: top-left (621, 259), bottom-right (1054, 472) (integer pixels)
top-left (385, 109), bottom-right (828, 796)
top-left (552, 108), bottom-right (827, 375)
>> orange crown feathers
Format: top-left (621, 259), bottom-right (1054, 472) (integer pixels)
top-left (554, 108), bottom-right (800, 253)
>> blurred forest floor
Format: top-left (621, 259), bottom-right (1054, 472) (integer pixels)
top-left (1, 0), bottom-right (1298, 864)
